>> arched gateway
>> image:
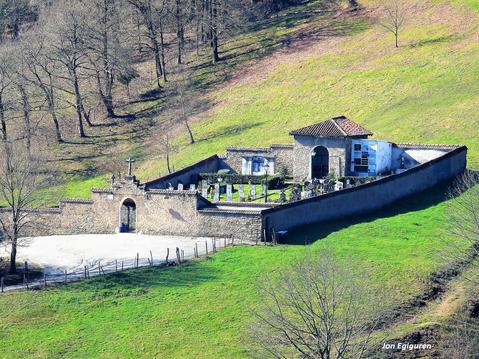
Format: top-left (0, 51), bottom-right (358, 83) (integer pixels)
top-left (120, 198), bottom-right (136, 233)
top-left (311, 146), bottom-right (329, 178)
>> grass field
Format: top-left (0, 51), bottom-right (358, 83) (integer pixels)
top-left (0, 184), bottom-right (468, 358)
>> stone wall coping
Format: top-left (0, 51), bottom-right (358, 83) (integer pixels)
top-left (226, 143), bottom-right (294, 153)
top-left (394, 143), bottom-right (465, 149)
top-left (61, 198), bottom-right (95, 204)
top-left (91, 188), bottom-right (114, 194)
top-left (198, 208), bottom-right (263, 216)
top-left (147, 189), bottom-right (198, 195)
top-left (215, 201), bottom-right (277, 208)
top-left (263, 145), bottom-right (467, 215)
top-left (144, 154), bottom-right (219, 188)
top-left (0, 207), bottom-right (63, 214)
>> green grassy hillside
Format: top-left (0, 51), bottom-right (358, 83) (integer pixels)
top-left (43, 0), bottom-right (479, 201)
top-left (146, 0), bottom-right (478, 181)
top-left (0, 186), bottom-right (467, 358)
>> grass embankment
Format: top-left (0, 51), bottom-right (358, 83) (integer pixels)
top-left (0, 184), bottom-right (468, 358)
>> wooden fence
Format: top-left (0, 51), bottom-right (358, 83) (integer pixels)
top-left (0, 237), bottom-right (237, 293)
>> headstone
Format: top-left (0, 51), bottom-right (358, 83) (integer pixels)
top-left (214, 184), bottom-right (220, 202)
top-left (250, 185), bottom-right (256, 200)
top-left (279, 190), bottom-right (287, 203)
top-left (226, 184), bottom-right (233, 201)
top-left (345, 179), bottom-right (351, 189)
top-left (201, 180), bottom-right (208, 198)
top-left (301, 190), bottom-right (312, 200)
top-left (177, 183), bottom-right (184, 191)
top-left (238, 184), bottom-right (245, 201)
top-left (334, 181), bottom-right (344, 191)
top-left (262, 183), bottom-right (267, 196)
top-left (189, 184), bottom-right (196, 191)
top-left (168, 183), bottom-right (174, 190)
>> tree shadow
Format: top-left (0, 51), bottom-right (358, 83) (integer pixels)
top-left (66, 260), bottom-right (218, 292)
top-left (282, 180), bottom-right (456, 246)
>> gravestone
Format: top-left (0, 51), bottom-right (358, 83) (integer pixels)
top-left (168, 183), bottom-right (174, 190)
top-left (262, 183), bottom-right (267, 196)
top-left (279, 190), bottom-right (287, 203)
top-left (214, 184), bottom-right (220, 202)
top-left (189, 184), bottom-right (196, 191)
top-left (177, 183), bottom-right (184, 191)
top-left (238, 184), bottom-right (245, 201)
top-left (250, 185), bottom-right (256, 200)
top-left (345, 179), bottom-right (351, 189)
top-left (201, 181), bottom-right (208, 198)
top-left (226, 184), bottom-right (233, 201)
top-left (334, 181), bottom-right (344, 191)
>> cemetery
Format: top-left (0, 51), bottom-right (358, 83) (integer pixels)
top-left (0, 116), bottom-right (468, 244)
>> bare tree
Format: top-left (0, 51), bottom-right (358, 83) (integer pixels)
top-left (175, 67), bottom-right (195, 144)
top-left (445, 170), bottom-right (479, 279)
top-left (381, 0), bottom-right (406, 48)
top-left (252, 251), bottom-right (384, 358)
top-left (0, 143), bottom-right (46, 274)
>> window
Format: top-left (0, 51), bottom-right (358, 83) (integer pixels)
top-left (354, 144), bottom-right (362, 151)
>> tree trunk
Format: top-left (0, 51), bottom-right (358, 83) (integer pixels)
top-left (72, 72), bottom-right (86, 138)
top-left (44, 88), bottom-right (63, 143)
top-left (185, 119), bottom-right (195, 144)
top-left (159, 20), bottom-right (167, 83)
top-left (0, 93), bottom-right (8, 145)
top-left (176, 0), bottom-right (183, 64)
top-left (210, 0), bottom-right (219, 64)
top-left (9, 240), bottom-right (17, 274)
top-left (18, 85), bottom-right (32, 157)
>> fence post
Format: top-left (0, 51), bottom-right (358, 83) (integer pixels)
top-left (205, 240), bottom-right (208, 255)
top-left (121, 261), bottom-right (124, 271)
top-left (98, 261), bottom-right (101, 276)
top-left (64, 270), bottom-right (67, 283)
top-left (1, 277), bottom-right (4, 293)
top-left (150, 250), bottom-right (154, 266)
top-left (176, 247), bottom-right (181, 264)
top-left (224, 238), bottom-right (227, 248)
top-left (181, 250), bottom-right (185, 262)
top-left (23, 273), bottom-right (27, 289)
top-left (166, 248), bottom-right (170, 265)
top-left (136, 253), bottom-right (139, 269)
top-left (43, 273), bottom-right (47, 289)
top-left (115, 260), bottom-right (118, 272)
top-left (195, 243), bottom-right (199, 258)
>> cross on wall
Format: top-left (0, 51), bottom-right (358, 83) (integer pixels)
top-left (126, 158), bottom-right (136, 176)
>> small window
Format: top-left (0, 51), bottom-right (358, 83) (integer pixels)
top-left (361, 152), bottom-right (369, 158)
top-left (354, 158), bottom-right (361, 165)
top-left (355, 165), bottom-right (368, 173)
top-left (354, 144), bottom-right (361, 151)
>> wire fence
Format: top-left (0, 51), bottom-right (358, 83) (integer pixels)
top-left (0, 237), bottom-right (237, 294)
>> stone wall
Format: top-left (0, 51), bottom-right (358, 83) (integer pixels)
top-left (263, 146), bottom-right (467, 235)
top-left (144, 155), bottom-right (220, 189)
top-left (292, 136), bottom-right (351, 180)
top-left (223, 144), bottom-right (294, 175)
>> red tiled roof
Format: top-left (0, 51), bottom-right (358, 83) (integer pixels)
top-left (289, 116), bottom-right (373, 138)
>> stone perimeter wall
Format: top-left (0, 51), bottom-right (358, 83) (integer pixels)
top-left (262, 146), bottom-right (467, 236)
top-left (3, 145), bottom-right (467, 244)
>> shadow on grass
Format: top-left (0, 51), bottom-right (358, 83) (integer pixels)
top-left (283, 180), bottom-right (454, 245)
top-left (67, 260), bottom-right (217, 293)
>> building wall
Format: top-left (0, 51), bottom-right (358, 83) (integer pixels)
top-left (223, 144), bottom-right (294, 175)
top-left (292, 136), bottom-right (351, 180)
top-left (263, 146), bottom-right (467, 234)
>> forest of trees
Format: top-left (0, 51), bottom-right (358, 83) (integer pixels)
top-left (0, 0), bottom-right (308, 152)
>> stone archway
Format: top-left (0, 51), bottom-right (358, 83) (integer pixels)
top-left (311, 146), bottom-right (329, 179)
top-left (120, 198), bottom-right (136, 233)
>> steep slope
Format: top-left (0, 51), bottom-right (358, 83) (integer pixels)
top-left (138, 0), bottom-right (478, 181)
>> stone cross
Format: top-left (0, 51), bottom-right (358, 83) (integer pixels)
top-left (226, 184), bottom-right (233, 202)
top-left (177, 183), bottom-right (184, 191)
top-left (214, 184), bottom-right (220, 202)
top-left (126, 157), bottom-right (136, 176)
